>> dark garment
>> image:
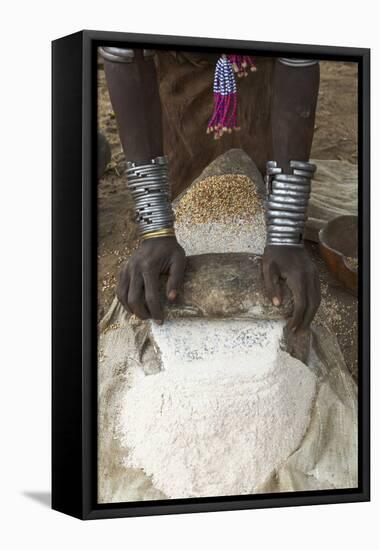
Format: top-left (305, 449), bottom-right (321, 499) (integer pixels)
top-left (155, 51), bottom-right (275, 197)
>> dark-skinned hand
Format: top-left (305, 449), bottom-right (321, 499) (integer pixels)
top-left (116, 236), bottom-right (186, 324)
top-left (262, 245), bottom-right (321, 332)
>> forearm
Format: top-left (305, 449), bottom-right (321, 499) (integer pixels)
top-left (101, 47), bottom-right (164, 162)
top-left (101, 48), bottom-right (174, 238)
top-left (266, 59), bottom-right (320, 247)
top-left (271, 58), bottom-right (320, 171)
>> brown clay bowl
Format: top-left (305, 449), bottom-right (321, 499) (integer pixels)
top-left (319, 215), bottom-right (358, 296)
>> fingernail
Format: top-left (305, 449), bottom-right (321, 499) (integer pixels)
top-left (272, 297), bottom-right (280, 307)
top-left (168, 290), bottom-right (177, 301)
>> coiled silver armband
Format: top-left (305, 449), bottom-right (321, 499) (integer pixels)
top-left (265, 160), bottom-right (316, 247)
top-left (99, 47), bottom-right (155, 63)
top-left (278, 58), bottom-right (319, 68)
top-left (126, 156), bottom-right (175, 236)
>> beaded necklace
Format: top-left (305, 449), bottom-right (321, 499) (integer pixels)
top-left (207, 54), bottom-right (257, 139)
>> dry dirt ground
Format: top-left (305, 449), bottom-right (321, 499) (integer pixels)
top-left (97, 60), bottom-right (358, 374)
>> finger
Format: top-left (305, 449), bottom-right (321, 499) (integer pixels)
top-left (166, 252), bottom-right (186, 301)
top-left (142, 270), bottom-right (163, 324)
top-left (262, 260), bottom-right (283, 306)
top-left (128, 272), bottom-right (150, 320)
top-left (302, 270), bottom-right (321, 329)
top-left (116, 266), bottom-right (131, 314)
top-left (286, 276), bottom-right (307, 332)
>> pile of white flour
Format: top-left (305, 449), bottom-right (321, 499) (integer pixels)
top-left (119, 319), bottom-right (317, 498)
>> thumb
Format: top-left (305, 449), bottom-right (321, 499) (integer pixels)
top-left (263, 260), bottom-right (283, 306)
top-left (166, 253), bottom-right (186, 301)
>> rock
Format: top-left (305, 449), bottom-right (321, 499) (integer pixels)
top-left (281, 325), bottom-right (311, 364)
top-left (162, 253), bottom-right (311, 364)
top-left (161, 253), bottom-right (293, 321)
top-left (174, 149), bottom-right (266, 256)
top-left (173, 148), bottom-right (266, 203)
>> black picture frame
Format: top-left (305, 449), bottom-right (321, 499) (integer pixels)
top-left (52, 30), bottom-right (370, 520)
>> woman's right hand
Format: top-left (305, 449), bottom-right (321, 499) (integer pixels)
top-left (116, 236), bottom-right (186, 324)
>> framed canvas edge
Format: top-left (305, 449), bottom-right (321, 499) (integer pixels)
top-left (53, 30), bottom-right (370, 520)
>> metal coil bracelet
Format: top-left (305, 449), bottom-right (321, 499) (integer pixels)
top-left (278, 58), bottom-right (319, 68)
top-left (126, 156), bottom-right (175, 238)
top-left (264, 160), bottom-right (316, 247)
top-left (99, 47), bottom-right (156, 63)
